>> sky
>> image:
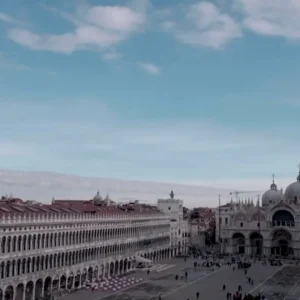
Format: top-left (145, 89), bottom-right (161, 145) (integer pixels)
top-left (1, 0), bottom-right (300, 204)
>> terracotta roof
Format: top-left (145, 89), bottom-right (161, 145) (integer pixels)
top-left (0, 198), bottom-right (163, 216)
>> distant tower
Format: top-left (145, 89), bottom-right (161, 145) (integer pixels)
top-left (170, 190), bottom-right (174, 199)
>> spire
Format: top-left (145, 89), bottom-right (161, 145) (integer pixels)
top-left (270, 173), bottom-right (277, 190)
top-left (256, 194), bottom-right (260, 208)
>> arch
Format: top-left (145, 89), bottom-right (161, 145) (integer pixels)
top-left (119, 260), bottom-right (123, 274)
top-left (74, 271), bottom-right (81, 288)
top-left (271, 229), bottom-right (293, 256)
top-left (87, 267), bottom-right (93, 282)
top-left (15, 283), bottom-right (24, 300)
top-left (52, 276), bottom-right (59, 294)
top-left (60, 275), bottom-right (66, 290)
top-left (124, 258), bottom-right (128, 273)
top-left (249, 232), bottom-right (263, 256)
top-left (81, 269), bottom-right (87, 285)
top-left (272, 210), bottom-right (295, 227)
top-left (93, 266), bottom-right (98, 279)
top-left (232, 232), bottom-right (246, 254)
top-left (4, 286), bottom-right (14, 300)
top-left (114, 260), bottom-right (119, 275)
top-left (0, 288), bottom-right (2, 300)
top-left (44, 276), bottom-right (52, 297)
top-left (105, 263), bottom-right (109, 278)
top-left (35, 279), bottom-right (43, 300)
top-left (67, 272), bottom-right (74, 290)
top-left (110, 262), bottom-right (114, 277)
top-left (25, 281), bottom-right (34, 300)
top-left (100, 264), bottom-right (104, 278)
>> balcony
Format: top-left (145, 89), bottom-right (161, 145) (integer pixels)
top-left (269, 220), bottom-right (295, 228)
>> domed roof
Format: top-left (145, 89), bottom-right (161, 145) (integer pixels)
top-left (93, 190), bottom-right (103, 205)
top-left (284, 170), bottom-right (300, 202)
top-left (262, 176), bottom-right (282, 206)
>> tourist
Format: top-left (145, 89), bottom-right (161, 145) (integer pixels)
top-left (196, 291), bottom-right (199, 299)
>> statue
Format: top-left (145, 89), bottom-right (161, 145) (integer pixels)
top-left (170, 190), bottom-right (174, 199)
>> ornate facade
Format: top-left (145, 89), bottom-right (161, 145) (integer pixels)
top-left (0, 193), bottom-right (171, 300)
top-left (218, 169), bottom-right (300, 257)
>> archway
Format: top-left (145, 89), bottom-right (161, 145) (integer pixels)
top-left (15, 283), bottom-right (24, 300)
top-left (119, 260), bottom-right (123, 274)
top-left (124, 259), bottom-right (128, 273)
top-left (272, 230), bottom-right (293, 256)
top-left (105, 263), bottom-right (109, 278)
top-left (4, 286), bottom-right (13, 300)
top-left (75, 271), bottom-right (81, 288)
top-left (272, 210), bottom-right (295, 227)
top-left (25, 282), bottom-right (33, 300)
top-left (249, 232), bottom-right (263, 256)
top-left (0, 288), bottom-right (3, 300)
top-left (81, 269), bottom-right (87, 285)
top-left (114, 261), bottom-right (119, 276)
top-left (88, 267), bottom-right (93, 282)
top-left (232, 233), bottom-right (246, 254)
top-left (44, 276), bottom-right (52, 297)
top-left (60, 275), bottom-right (66, 290)
top-left (52, 276), bottom-right (59, 294)
top-left (67, 272), bottom-right (74, 290)
top-left (94, 266), bottom-right (98, 279)
top-left (35, 279), bottom-right (43, 300)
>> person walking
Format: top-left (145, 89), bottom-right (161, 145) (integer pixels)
top-left (196, 291), bottom-right (199, 299)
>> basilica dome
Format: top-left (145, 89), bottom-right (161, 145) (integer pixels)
top-left (284, 171), bottom-right (300, 202)
top-left (262, 180), bottom-right (282, 206)
top-left (93, 190), bottom-right (103, 205)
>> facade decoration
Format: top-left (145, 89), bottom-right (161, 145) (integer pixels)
top-left (216, 168), bottom-right (300, 257)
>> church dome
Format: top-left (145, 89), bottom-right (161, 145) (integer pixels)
top-left (93, 191), bottom-right (103, 205)
top-left (262, 177), bottom-right (282, 206)
top-left (284, 171), bottom-right (300, 202)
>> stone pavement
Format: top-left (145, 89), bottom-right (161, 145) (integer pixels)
top-left (250, 266), bottom-right (300, 300)
top-left (61, 258), bottom-right (283, 300)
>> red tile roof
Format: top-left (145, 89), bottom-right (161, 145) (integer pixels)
top-left (0, 198), bottom-right (162, 216)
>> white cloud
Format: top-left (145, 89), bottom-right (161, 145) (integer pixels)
top-left (139, 62), bottom-right (160, 75)
top-left (0, 12), bottom-right (24, 25)
top-left (0, 169), bottom-right (231, 207)
top-left (7, 4), bottom-right (146, 54)
top-left (234, 0), bottom-right (300, 39)
top-left (165, 2), bottom-right (242, 49)
top-left (102, 51), bottom-right (123, 61)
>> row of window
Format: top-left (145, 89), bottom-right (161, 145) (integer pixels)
top-left (0, 237), bottom-right (170, 280)
top-left (0, 225), bottom-right (169, 254)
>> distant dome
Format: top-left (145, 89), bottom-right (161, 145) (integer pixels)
top-left (262, 178), bottom-right (282, 206)
top-left (284, 171), bottom-right (300, 202)
top-left (93, 191), bottom-right (103, 205)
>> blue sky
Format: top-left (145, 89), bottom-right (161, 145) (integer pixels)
top-left (1, 0), bottom-right (300, 191)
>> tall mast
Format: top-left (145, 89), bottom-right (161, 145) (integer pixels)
top-left (257, 194), bottom-right (261, 258)
top-left (219, 194), bottom-right (221, 256)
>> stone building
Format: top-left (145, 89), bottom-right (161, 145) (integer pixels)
top-left (216, 169), bottom-right (300, 256)
top-left (0, 192), bottom-right (171, 300)
top-left (157, 191), bottom-right (189, 255)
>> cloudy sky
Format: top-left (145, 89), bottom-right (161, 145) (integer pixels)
top-left (1, 0), bottom-right (300, 205)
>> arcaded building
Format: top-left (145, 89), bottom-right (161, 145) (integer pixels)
top-left (217, 169), bottom-right (300, 257)
top-left (0, 192), bottom-right (171, 300)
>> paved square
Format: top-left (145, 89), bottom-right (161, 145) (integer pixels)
top-left (61, 258), bottom-right (284, 300)
top-left (253, 266), bottom-right (300, 300)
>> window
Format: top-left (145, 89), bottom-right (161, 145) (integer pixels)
top-left (240, 222), bottom-right (243, 227)
top-left (257, 222), bottom-right (260, 228)
top-left (225, 218), bottom-right (228, 225)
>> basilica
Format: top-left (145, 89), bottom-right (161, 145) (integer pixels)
top-left (217, 169), bottom-right (300, 257)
